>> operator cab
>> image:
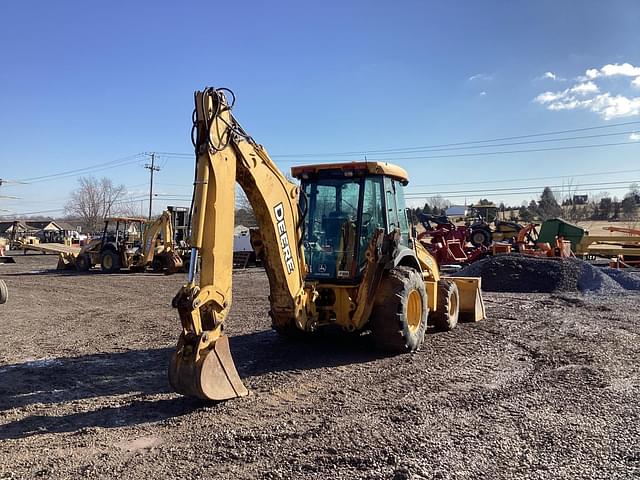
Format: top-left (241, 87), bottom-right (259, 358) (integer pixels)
top-left (292, 162), bottom-right (411, 282)
top-left (101, 217), bottom-right (145, 253)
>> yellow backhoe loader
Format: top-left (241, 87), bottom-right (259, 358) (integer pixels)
top-left (63, 216), bottom-right (146, 273)
top-left (59, 212), bottom-right (183, 273)
top-left (169, 87), bottom-right (485, 401)
top-left (140, 210), bottom-right (185, 273)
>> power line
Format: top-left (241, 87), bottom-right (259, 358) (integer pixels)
top-left (9, 121), bottom-right (640, 186)
top-left (406, 185), bottom-right (636, 201)
top-left (408, 168), bottom-right (640, 188)
top-left (268, 120), bottom-right (640, 158)
top-left (1, 192), bottom-right (153, 217)
top-left (153, 152), bottom-right (192, 158)
top-left (348, 130), bottom-right (640, 155)
top-left (0, 207), bottom-right (66, 216)
top-left (148, 124), bottom-right (640, 161)
top-left (405, 180), bottom-right (640, 197)
top-left (330, 140), bottom-right (640, 163)
top-left (17, 153), bottom-right (146, 183)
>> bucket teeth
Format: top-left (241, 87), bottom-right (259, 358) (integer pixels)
top-left (169, 334), bottom-right (248, 401)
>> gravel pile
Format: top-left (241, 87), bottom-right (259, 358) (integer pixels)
top-left (457, 254), bottom-right (626, 294)
top-left (601, 267), bottom-right (640, 291)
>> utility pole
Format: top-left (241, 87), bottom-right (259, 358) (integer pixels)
top-left (144, 153), bottom-right (160, 220)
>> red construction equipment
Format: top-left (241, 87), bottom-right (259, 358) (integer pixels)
top-left (515, 223), bottom-right (573, 258)
top-left (417, 214), bottom-right (488, 266)
top-left (603, 226), bottom-right (640, 236)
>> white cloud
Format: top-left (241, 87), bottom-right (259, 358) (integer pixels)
top-left (468, 73), bottom-right (493, 81)
top-left (479, 91), bottom-right (487, 96)
top-left (535, 91), bottom-right (566, 103)
top-left (535, 62), bottom-right (640, 120)
top-left (569, 81), bottom-right (599, 95)
top-left (600, 63), bottom-right (640, 77)
top-left (534, 81), bottom-right (598, 104)
top-left (536, 92), bottom-right (640, 119)
top-left (535, 71), bottom-right (565, 82)
top-left (585, 68), bottom-right (600, 79)
top-left (581, 63), bottom-right (640, 82)
top-left (630, 132), bottom-right (640, 141)
top-left (546, 99), bottom-right (582, 111)
top-left (589, 93), bottom-right (640, 120)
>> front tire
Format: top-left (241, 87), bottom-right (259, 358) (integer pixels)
top-left (101, 250), bottom-right (121, 273)
top-left (75, 254), bottom-right (91, 272)
top-left (431, 280), bottom-right (460, 331)
top-left (370, 266), bottom-right (428, 353)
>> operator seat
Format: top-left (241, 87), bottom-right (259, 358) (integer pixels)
top-left (322, 211), bottom-right (349, 249)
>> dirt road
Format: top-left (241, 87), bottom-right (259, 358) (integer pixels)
top-left (0, 254), bottom-right (639, 479)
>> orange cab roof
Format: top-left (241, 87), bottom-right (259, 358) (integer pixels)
top-left (291, 161), bottom-right (409, 184)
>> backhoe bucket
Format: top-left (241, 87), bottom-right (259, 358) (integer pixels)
top-left (448, 276), bottom-right (486, 322)
top-left (169, 334), bottom-right (248, 401)
top-left (165, 252), bottom-right (184, 274)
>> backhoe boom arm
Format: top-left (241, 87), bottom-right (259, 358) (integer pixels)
top-left (169, 88), bottom-right (311, 400)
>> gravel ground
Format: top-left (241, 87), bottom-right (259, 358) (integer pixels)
top-left (0, 253), bottom-right (639, 479)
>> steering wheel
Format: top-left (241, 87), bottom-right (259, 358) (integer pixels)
top-left (361, 212), bottom-right (373, 226)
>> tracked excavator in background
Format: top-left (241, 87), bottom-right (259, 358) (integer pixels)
top-left (168, 87), bottom-right (486, 401)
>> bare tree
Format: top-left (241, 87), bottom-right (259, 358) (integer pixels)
top-left (427, 195), bottom-right (450, 212)
top-left (64, 176), bottom-right (128, 233)
top-left (561, 178), bottom-right (580, 221)
top-left (117, 199), bottom-right (144, 218)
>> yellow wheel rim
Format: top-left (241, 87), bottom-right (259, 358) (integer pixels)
top-left (449, 290), bottom-right (458, 318)
top-left (407, 290), bottom-right (423, 333)
top-left (103, 255), bottom-right (112, 269)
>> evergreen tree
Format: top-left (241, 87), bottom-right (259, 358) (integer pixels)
top-left (527, 200), bottom-right (539, 220)
top-left (537, 187), bottom-right (561, 220)
top-left (519, 205), bottom-right (533, 222)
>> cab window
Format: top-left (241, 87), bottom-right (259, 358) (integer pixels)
top-left (358, 176), bottom-right (385, 267)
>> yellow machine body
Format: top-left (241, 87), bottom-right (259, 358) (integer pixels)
top-left (168, 88), bottom-right (486, 401)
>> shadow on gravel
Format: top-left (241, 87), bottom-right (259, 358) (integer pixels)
top-left (0, 397), bottom-right (202, 440)
top-left (0, 348), bottom-right (176, 413)
top-left (230, 329), bottom-right (385, 378)
top-left (0, 329), bottom-right (384, 439)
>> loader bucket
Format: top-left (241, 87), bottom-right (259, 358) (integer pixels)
top-left (447, 276), bottom-right (485, 322)
top-left (0, 256), bottom-right (16, 264)
top-left (56, 253), bottom-right (74, 270)
top-left (169, 334), bottom-right (248, 401)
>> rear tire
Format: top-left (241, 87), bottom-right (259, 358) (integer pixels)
top-left (75, 254), bottom-right (91, 272)
top-left (431, 280), bottom-right (460, 331)
top-left (101, 250), bottom-right (121, 273)
top-left (0, 280), bottom-right (8, 304)
top-left (470, 228), bottom-right (491, 247)
top-left (151, 257), bottom-right (164, 273)
top-left (370, 266), bottom-right (428, 353)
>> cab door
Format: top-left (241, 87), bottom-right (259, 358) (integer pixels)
top-left (383, 177), bottom-right (409, 245)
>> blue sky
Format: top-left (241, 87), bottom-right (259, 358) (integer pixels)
top-left (1, 0), bottom-right (639, 215)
